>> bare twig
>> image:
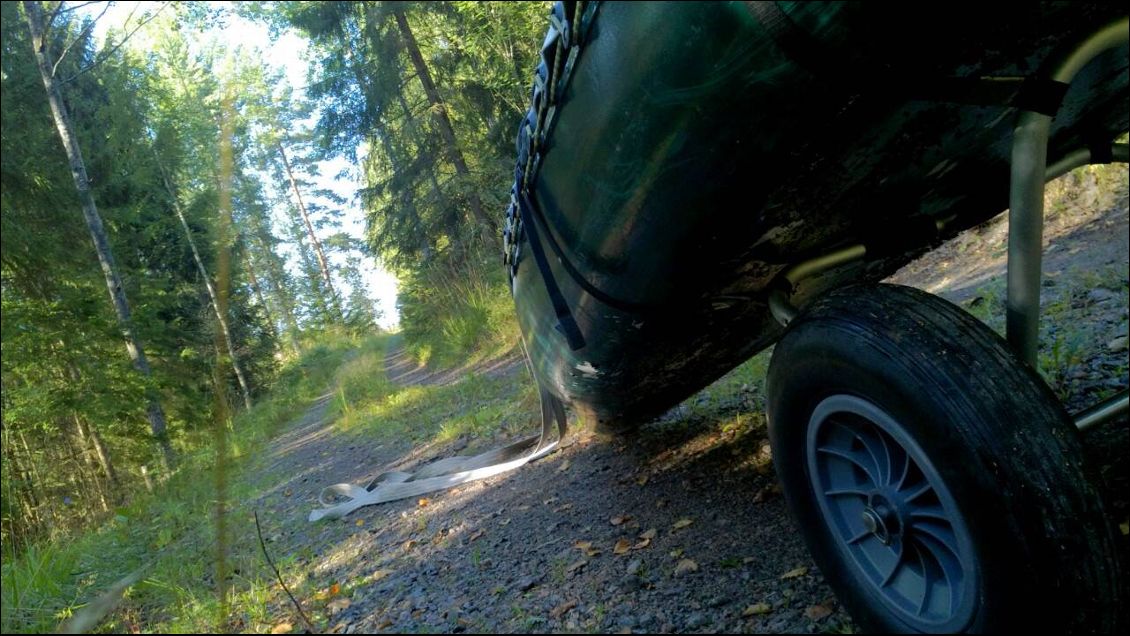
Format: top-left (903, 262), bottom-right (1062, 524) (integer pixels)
top-left (59, 1), bottom-right (170, 83)
top-left (254, 510), bottom-right (317, 633)
top-left (50, 1), bottom-right (109, 78)
top-left (54, 0), bottom-right (102, 17)
top-left (45, 0), bottom-right (66, 31)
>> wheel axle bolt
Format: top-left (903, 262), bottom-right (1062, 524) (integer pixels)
top-left (862, 507), bottom-right (892, 544)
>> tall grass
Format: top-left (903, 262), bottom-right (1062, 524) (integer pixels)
top-left (0, 330), bottom-right (362, 634)
top-left (397, 245), bottom-right (519, 368)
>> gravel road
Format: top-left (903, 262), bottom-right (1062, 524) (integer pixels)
top-left (249, 188), bottom-right (1127, 633)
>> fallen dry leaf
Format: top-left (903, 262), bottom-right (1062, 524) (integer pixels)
top-left (543, 496), bottom-right (559, 506)
top-left (550, 599), bottom-right (577, 618)
top-left (376, 618), bottom-right (394, 629)
top-left (553, 502), bottom-right (574, 513)
top-left (632, 537), bottom-right (651, 550)
top-left (805, 604), bottom-right (833, 621)
top-left (673, 518), bottom-right (694, 530)
top-left (468, 528), bottom-right (486, 542)
top-left (403, 539), bottom-right (417, 551)
top-left (743, 603), bottom-right (772, 617)
top-left (283, 489), bottom-right (293, 497)
top-left (329, 583), bottom-right (341, 596)
top-left (780, 566), bottom-right (808, 579)
top-left (613, 538), bottom-right (632, 555)
top-left (566, 559), bottom-right (588, 574)
top-left (669, 548), bottom-right (684, 559)
top-left (370, 569), bottom-right (392, 582)
top-left (418, 498), bottom-right (430, 507)
top-left (558, 459), bottom-right (571, 473)
top-left (327, 598), bottom-right (351, 614)
top-left (574, 540), bottom-right (601, 557)
top-left (674, 559), bottom-right (699, 576)
top-left (639, 528), bottom-right (657, 540)
top-left (610, 514), bottom-right (632, 526)
top-left (636, 475), bottom-right (649, 486)
top-left (270, 622), bottom-right (293, 634)
top-left (355, 518), bottom-right (365, 527)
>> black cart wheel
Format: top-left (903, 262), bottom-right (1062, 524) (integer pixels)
top-left (766, 284), bottom-right (1121, 633)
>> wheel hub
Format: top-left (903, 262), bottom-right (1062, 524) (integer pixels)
top-left (861, 493), bottom-right (901, 544)
top-left (806, 394), bottom-right (978, 631)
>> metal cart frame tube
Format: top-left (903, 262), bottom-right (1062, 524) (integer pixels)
top-left (1007, 18), bottom-right (1129, 366)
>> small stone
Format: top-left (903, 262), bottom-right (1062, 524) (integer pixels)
top-left (619, 575), bottom-right (645, 592)
top-left (516, 575), bottom-right (542, 592)
top-left (686, 612), bottom-right (710, 629)
top-left (1107, 336), bottom-right (1128, 353)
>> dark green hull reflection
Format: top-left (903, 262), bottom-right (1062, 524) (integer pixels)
top-left (510, 1), bottom-right (1129, 428)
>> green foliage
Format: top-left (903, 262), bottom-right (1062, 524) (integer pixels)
top-left (0, 332), bottom-right (358, 634)
top-left (267, 1), bottom-right (548, 362)
top-left (398, 246), bottom-right (519, 368)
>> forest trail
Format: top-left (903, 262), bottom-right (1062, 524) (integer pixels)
top-left (240, 189), bottom-right (1128, 634)
top-left (246, 341), bottom-right (849, 634)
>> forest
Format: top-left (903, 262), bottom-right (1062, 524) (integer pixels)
top-left (2, 2), bottom-right (546, 627)
top-left (5, 2), bottom-right (1128, 634)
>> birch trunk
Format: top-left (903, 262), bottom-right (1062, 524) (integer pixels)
top-left (24, 0), bottom-right (174, 467)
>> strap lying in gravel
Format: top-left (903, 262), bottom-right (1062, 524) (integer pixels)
top-left (309, 387), bottom-right (567, 522)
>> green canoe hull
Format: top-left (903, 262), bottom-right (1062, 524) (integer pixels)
top-left (507, 1), bottom-right (1129, 427)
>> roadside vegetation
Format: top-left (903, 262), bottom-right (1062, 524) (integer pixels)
top-left (1, 331), bottom-right (360, 633)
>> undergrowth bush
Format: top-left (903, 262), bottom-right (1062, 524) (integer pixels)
top-left (397, 245), bottom-right (519, 368)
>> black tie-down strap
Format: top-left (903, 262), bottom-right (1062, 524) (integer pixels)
top-left (516, 190), bottom-right (586, 351)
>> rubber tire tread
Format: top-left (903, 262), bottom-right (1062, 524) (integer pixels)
top-left (766, 283), bottom-right (1121, 634)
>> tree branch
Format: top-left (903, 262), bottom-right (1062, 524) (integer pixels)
top-left (44, 0), bottom-right (66, 32)
top-left (50, 1), bottom-right (109, 78)
top-left (59, 2), bottom-right (170, 84)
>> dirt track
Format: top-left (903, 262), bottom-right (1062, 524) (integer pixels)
top-left (250, 188), bottom-right (1127, 633)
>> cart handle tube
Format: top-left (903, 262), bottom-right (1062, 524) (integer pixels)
top-left (1045, 143), bottom-right (1129, 181)
top-left (1007, 18), bottom-right (1130, 367)
top-left (1074, 389), bottom-right (1129, 432)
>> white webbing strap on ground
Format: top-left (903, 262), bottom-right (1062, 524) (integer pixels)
top-left (309, 387), bottom-right (567, 522)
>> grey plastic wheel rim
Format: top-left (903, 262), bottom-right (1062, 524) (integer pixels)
top-left (806, 394), bottom-right (979, 632)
